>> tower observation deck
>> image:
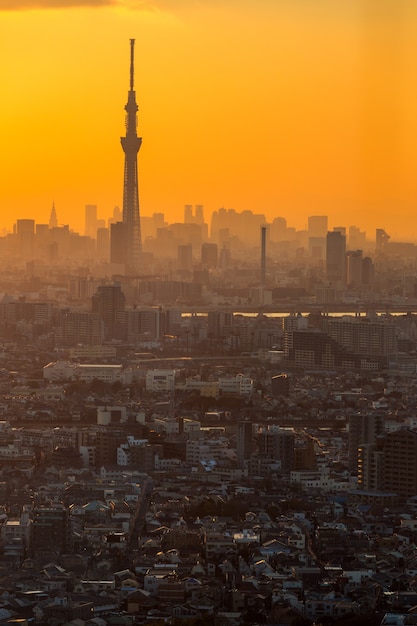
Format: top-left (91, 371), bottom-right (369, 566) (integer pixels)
top-left (121, 38), bottom-right (142, 271)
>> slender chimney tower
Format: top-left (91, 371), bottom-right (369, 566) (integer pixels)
top-left (261, 225), bottom-right (267, 288)
top-left (121, 38), bottom-right (142, 271)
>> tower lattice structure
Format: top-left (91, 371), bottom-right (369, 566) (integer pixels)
top-left (121, 38), bottom-right (142, 271)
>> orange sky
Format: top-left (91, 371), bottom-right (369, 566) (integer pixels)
top-left (1, 0), bottom-right (417, 240)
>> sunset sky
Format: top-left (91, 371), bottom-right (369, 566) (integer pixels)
top-left (2, 0), bottom-right (417, 240)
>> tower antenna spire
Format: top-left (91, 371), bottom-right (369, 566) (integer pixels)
top-left (117, 38), bottom-right (142, 272)
top-left (130, 38), bottom-right (135, 91)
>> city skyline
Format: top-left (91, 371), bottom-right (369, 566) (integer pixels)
top-left (2, 1), bottom-right (417, 239)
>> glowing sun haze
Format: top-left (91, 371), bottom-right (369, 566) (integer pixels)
top-left (1, 0), bottom-right (417, 240)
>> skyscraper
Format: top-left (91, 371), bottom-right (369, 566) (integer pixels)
top-left (16, 219), bottom-right (35, 259)
top-left (85, 204), bottom-right (98, 239)
top-left (326, 230), bottom-right (346, 287)
top-left (121, 39), bottom-right (142, 271)
top-left (308, 215), bottom-right (328, 238)
top-left (49, 202), bottom-right (58, 229)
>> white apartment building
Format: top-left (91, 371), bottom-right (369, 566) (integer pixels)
top-left (74, 364), bottom-right (123, 384)
top-left (43, 361), bottom-right (77, 382)
top-left (146, 369), bottom-right (176, 392)
top-left (218, 373), bottom-right (253, 396)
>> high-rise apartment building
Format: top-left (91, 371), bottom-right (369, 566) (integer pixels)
top-left (322, 316), bottom-right (397, 359)
top-left (91, 284), bottom-right (126, 340)
top-left (237, 421), bottom-right (253, 467)
top-left (383, 429), bottom-right (417, 498)
top-left (348, 413), bottom-right (385, 471)
top-left (58, 311), bottom-right (103, 346)
top-left (32, 504), bottom-right (72, 555)
top-left (358, 441), bottom-right (384, 491)
top-left (258, 426), bottom-right (295, 471)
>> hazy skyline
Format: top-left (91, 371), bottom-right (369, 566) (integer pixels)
top-left (2, 0), bottom-right (417, 239)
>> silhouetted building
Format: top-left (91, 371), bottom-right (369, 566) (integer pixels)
top-left (362, 256), bottom-right (374, 286)
top-left (58, 310), bottom-right (103, 346)
top-left (32, 504), bottom-right (71, 555)
top-left (358, 440), bottom-right (384, 492)
top-left (110, 221), bottom-right (127, 265)
top-left (383, 429), bottom-right (417, 498)
top-left (177, 244), bottom-right (193, 271)
top-left (237, 421), bottom-right (253, 467)
top-left (207, 310), bottom-right (233, 339)
top-left (348, 414), bottom-right (385, 471)
top-left (308, 215), bottom-right (328, 238)
top-left (16, 219), bottom-right (35, 259)
top-left (258, 426), bottom-right (294, 471)
top-left (96, 227), bottom-right (110, 260)
top-left (91, 284), bottom-right (126, 340)
top-left (376, 228), bottom-right (390, 256)
top-left (346, 250), bottom-right (363, 288)
top-left (322, 316), bottom-right (397, 358)
top-left (95, 428), bottom-right (126, 467)
top-left (326, 230), bottom-right (346, 287)
top-left (284, 328), bottom-right (388, 370)
top-left (85, 204), bottom-right (98, 239)
top-left (261, 225), bottom-right (267, 287)
top-left (49, 202), bottom-right (58, 229)
top-left (349, 225), bottom-right (367, 249)
top-left (201, 243), bottom-right (218, 269)
top-left (116, 307), bottom-right (161, 342)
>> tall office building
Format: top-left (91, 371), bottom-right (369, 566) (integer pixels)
top-left (96, 227), bottom-right (110, 260)
top-left (120, 39), bottom-right (142, 271)
top-left (201, 243), bottom-right (218, 269)
top-left (346, 250), bottom-right (363, 287)
top-left (308, 215), bottom-right (328, 238)
top-left (177, 244), bottom-right (193, 271)
top-left (184, 205), bottom-right (193, 223)
top-left (16, 219), bottom-right (35, 259)
top-left (376, 228), bottom-right (390, 256)
top-left (195, 204), bottom-right (204, 224)
top-left (110, 222), bottom-right (127, 265)
top-left (308, 216), bottom-right (328, 260)
top-left (85, 204), bottom-right (98, 239)
top-left (326, 230), bottom-right (346, 287)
